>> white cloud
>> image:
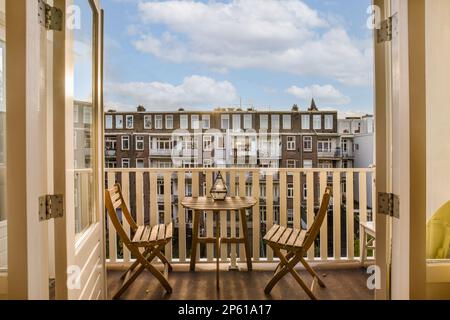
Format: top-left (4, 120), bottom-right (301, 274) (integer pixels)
top-left (286, 84), bottom-right (351, 105)
top-left (106, 75), bottom-right (238, 110)
top-left (132, 0), bottom-right (372, 86)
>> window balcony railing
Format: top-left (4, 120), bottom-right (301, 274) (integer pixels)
top-left (105, 167), bottom-right (375, 266)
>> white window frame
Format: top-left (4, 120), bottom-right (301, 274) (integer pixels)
top-left (325, 114), bottom-right (333, 130)
top-left (303, 136), bottom-right (313, 152)
top-left (74, 107), bottom-right (79, 124)
top-left (313, 115), bottom-right (322, 130)
top-left (301, 115), bottom-right (310, 130)
top-left (202, 115), bottom-right (210, 129)
top-left (105, 115), bottom-right (113, 129)
top-left (144, 115), bottom-right (152, 129)
top-left (271, 115), bottom-right (280, 130)
top-left (155, 115), bottom-right (163, 129)
top-left (180, 115), bottom-right (188, 129)
top-left (287, 159), bottom-right (296, 168)
top-left (122, 158), bottom-right (130, 168)
top-left (166, 115), bottom-right (174, 130)
top-left (318, 139), bottom-right (332, 153)
top-left (126, 115), bottom-right (134, 129)
top-left (83, 106), bottom-right (92, 124)
top-left (203, 135), bottom-right (213, 152)
top-left (232, 114), bottom-right (241, 130)
top-left (260, 114), bottom-right (269, 130)
top-left (283, 114), bottom-right (292, 130)
top-left (121, 136), bottom-right (130, 151)
top-left (287, 136), bottom-right (296, 151)
top-left (116, 115), bottom-right (123, 129)
top-left (221, 115), bottom-right (230, 130)
top-left (191, 115), bottom-right (200, 130)
top-left (243, 114), bottom-right (252, 130)
top-left (136, 136), bottom-right (145, 151)
top-left (287, 183), bottom-right (294, 198)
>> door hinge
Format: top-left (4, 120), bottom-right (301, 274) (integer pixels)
top-left (38, 0), bottom-right (63, 31)
top-left (377, 14), bottom-right (397, 43)
top-left (378, 192), bottom-right (400, 218)
top-left (39, 195), bottom-right (64, 221)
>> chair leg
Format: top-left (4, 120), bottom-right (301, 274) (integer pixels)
top-left (360, 227), bottom-right (367, 267)
top-left (299, 257), bottom-right (326, 288)
top-left (140, 244), bottom-right (173, 294)
top-left (264, 246), bottom-right (301, 294)
top-left (113, 264), bottom-right (146, 299)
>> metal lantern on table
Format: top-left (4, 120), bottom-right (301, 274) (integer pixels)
top-left (210, 172), bottom-right (228, 201)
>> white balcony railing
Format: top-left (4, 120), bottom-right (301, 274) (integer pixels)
top-left (105, 167), bottom-right (375, 266)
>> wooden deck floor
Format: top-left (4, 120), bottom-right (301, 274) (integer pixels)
top-left (107, 264), bottom-right (374, 300)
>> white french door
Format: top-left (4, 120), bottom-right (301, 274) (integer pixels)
top-left (53, 0), bottom-right (106, 300)
top-left (5, 0), bottom-right (105, 300)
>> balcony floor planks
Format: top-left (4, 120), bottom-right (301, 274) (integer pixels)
top-left (107, 266), bottom-right (373, 300)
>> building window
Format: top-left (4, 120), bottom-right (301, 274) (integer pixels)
top-left (301, 115), bottom-right (310, 130)
top-left (191, 115), bottom-right (200, 130)
top-left (287, 136), bottom-right (296, 151)
top-left (105, 161), bottom-right (117, 168)
top-left (260, 184), bottom-right (266, 198)
top-left (288, 209), bottom-right (294, 223)
top-left (221, 115), bottom-right (230, 130)
top-left (105, 115), bottom-right (113, 129)
top-left (342, 139), bottom-right (348, 152)
top-left (318, 139), bottom-right (332, 153)
top-left (287, 160), bottom-right (296, 168)
top-left (325, 115), bottom-right (333, 130)
top-left (122, 158), bottom-right (130, 168)
top-left (303, 160), bottom-right (313, 169)
top-left (283, 115), bottom-right (291, 130)
top-left (74, 107), bottom-right (79, 124)
top-left (166, 115), bottom-right (174, 129)
top-left (203, 135), bottom-right (213, 151)
top-left (313, 115), bottom-right (322, 130)
top-left (83, 106), bottom-right (92, 124)
top-left (121, 136), bottom-right (130, 150)
top-left (180, 115), bottom-right (188, 129)
top-left (303, 136), bottom-right (313, 152)
top-left (243, 114), bottom-right (252, 129)
top-left (144, 115), bottom-right (152, 129)
top-left (116, 115), bottom-right (123, 129)
top-left (105, 136), bottom-right (117, 151)
top-left (155, 115), bottom-right (163, 129)
top-left (136, 136), bottom-right (145, 151)
top-left (202, 115), bottom-right (210, 129)
top-left (155, 138), bottom-right (172, 150)
top-left (232, 114), bottom-right (241, 130)
top-left (136, 159), bottom-right (145, 168)
top-left (287, 183), bottom-right (294, 199)
top-left (271, 115), bottom-right (280, 130)
top-left (126, 115), bottom-right (134, 129)
top-left (260, 114), bottom-right (268, 130)
top-left (303, 183), bottom-right (308, 199)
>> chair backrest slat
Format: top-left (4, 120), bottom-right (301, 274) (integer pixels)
top-left (105, 184), bottom-right (139, 248)
top-left (302, 187), bottom-right (332, 251)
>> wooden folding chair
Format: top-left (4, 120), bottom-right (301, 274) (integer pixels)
top-left (263, 186), bottom-right (332, 300)
top-left (105, 183), bottom-right (173, 299)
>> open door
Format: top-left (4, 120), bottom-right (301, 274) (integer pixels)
top-left (374, 0), bottom-right (427, 300)
top-left (53, 0), bottom-right (106, 300)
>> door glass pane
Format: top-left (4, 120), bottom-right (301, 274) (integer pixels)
top-left (73, 0), bottom-right (96, 237)
top-left (0, 0), bottom-right (7, 281)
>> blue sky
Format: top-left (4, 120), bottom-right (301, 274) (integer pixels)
top-left (102, 0), bottom-right (373, 117)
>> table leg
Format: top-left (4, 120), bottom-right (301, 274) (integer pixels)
top-left (190, 210), bottom-right (200, 272)
top-left (240, 209), bottom-right (252, 271)
top-left (216, 211), bottom-right (220, 290)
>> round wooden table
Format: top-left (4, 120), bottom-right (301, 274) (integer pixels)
top-left (181, 196), bottom-right (257, 289)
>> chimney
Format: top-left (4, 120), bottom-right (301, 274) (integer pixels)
top-left (137, 105), bottom-right (146, 112)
